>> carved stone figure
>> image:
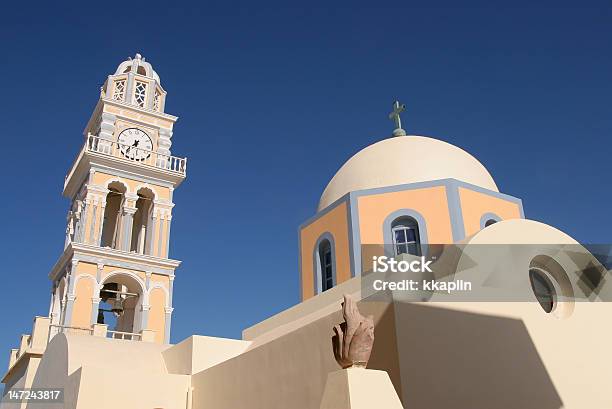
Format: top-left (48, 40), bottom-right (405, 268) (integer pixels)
top-left (332, 294), bottom-right (375, 369)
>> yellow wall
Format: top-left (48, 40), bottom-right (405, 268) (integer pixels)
top-left (148, 288), bottom-right (167, 343)
top-left (300, 202), bottom-right (351, 300)
top-left (71, 275), bottom-right (95, 328)
top-left (458, 187), bottom-right (522, 237)
top-left (358, 186), bottom-right (454, 244)
top-left (92, 171), bottom-right (171, 200)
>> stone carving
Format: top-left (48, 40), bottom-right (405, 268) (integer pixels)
top-left (332, 294), bottom-right (375, 369)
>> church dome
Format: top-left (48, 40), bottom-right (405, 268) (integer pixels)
top-left (318, 135), bottom-right (498, 211)
top-left (114, 53), bottom-right (161, 83)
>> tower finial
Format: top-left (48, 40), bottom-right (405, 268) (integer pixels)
top-left (388, 100), bottom-right (407, 137)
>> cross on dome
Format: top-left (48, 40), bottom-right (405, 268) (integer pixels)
top-left (388, 100), bottom-right (407, 137)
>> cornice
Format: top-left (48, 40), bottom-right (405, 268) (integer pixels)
top-left (101, 97), bottom-right (178, 122)
top-left (64, 150), bottom-right (186, 199)
top-left (49, 243), bottom-right (181, 281)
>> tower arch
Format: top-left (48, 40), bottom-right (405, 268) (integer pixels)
top-left (131, 186), bottom-right (156, 254)
top-left (98, 271), bottom-right (147, 336)
top-left (100, 181), bottom-right (128, 249)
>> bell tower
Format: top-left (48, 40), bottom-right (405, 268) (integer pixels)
top-left (50, 54), bottom-right (186, 343)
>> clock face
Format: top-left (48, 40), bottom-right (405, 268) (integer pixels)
top-left (117, 128), bottom-right (153, 161)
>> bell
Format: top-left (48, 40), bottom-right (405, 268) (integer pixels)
top-left (110, 298), bottom-right (124, 317)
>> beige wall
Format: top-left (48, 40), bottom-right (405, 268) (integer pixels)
top-left (92, 171), bottom-right (171, 201)
top-left (162, 336), bottom-right (251, 375)
top-left (191, 301), bottom-right (401, 409)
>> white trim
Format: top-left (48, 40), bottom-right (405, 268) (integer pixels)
top-left (148, 283), bottom-right (170, 307)
top-left (101, 97), bottom-right (178, 121)
top-left (101, 269), bottom-right (148, 303)
top-left (74, 273), bottom-right (99, 289)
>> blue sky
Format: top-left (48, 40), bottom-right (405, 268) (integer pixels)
top-left (0, 1), bottom-right (610, 353)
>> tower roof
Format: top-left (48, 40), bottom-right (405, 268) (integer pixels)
top-left (318, 135), bottom-right (498, 211)
top-left (114, 53), bottom-right (161, 83)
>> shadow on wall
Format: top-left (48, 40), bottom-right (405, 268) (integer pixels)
top-left (188, 299), bottom-right (562, 409)
top-left (391, 302), bottom-right (563, 409)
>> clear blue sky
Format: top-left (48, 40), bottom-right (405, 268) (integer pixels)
top-left (0, 1), bottom-right (610, 353)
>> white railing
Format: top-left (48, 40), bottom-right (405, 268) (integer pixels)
top-left (83, 133), bottom-right (187, 175)
top-left (48, 324), bottom-right (93, 343)
top-left (107, 330), bottom-right (142, 341)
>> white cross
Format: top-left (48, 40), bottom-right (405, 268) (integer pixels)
top-left (388, 100), bottom-right (406, 133)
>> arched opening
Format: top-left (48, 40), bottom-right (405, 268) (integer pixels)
top-left (131, 187), bottom-right (154, 254)
top-left (391, 216), bottom-right (421, 256)
top-left (137, 66), bottom-right (147, 75)
top-left (100, 182), bottom-right (127, 249)
top-left (98, 273), bottom-right (144, 338)
top-left (529, 267), bottom-right (556, 313)
top-left (318, 239), bottom-right (334, 292)
top-left (484, 219), bottom-right (498, 227)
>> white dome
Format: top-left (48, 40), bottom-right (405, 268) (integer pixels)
top-left (318, 135), bottom-right (498, 211)
top-left (114, 53), bottom-right (161, 83)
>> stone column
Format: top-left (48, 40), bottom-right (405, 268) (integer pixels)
top-left (146, 210), bottom-right (158, 256)
top-left (164, 307), bottom-right (174, 344)
top-left (156, 128), bottom-right (173, 168)
top-left (164, 215), bottom-right (173, 258)
top-left (168, 274), bottom-right (174, 312)
top-left (88, 199), bottom-right (99, 245)
top-left (121, 206), bottom-right (138, 251)
top-left (140, 271), bottom-right (152, 331)
top-left (140, 304), bottom-right (151, 332)
top-left (63, 261), bottom-right (79, 326)
top-left (98, 112), bottom-right (116, 153)
top-left (90, 297), bottom-right (101, 326)
top-left (125, 72), bottom-right (135, 105)
top-left (95, 202), bottom-right (106, 246)
top-left (146, 80), bottom-right (157, 110)
top-left (157, 213), bottom-right (166, 257)
top-left (72, 200), bottom-right (84, 243)
top-left (79, 199), bottom-right (91, 244)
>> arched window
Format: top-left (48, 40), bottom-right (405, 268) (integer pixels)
top-left (131, 188), bottom-right (155, 254)
top-left (391, 216), bottom-right (421, 256)
top-left (100, 182), bottom-right (127, 249)
top-left (480, 213), bottom-right (502, 229)
top-left (319, 239), bottom-right (334, 292)
top-left (134, 80), bottom-right (147, 108)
